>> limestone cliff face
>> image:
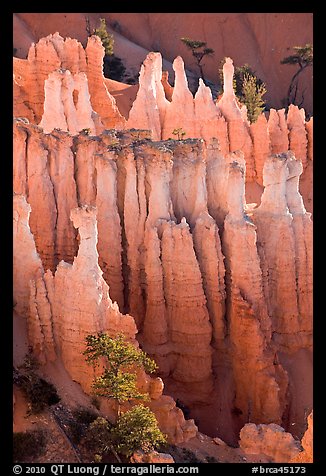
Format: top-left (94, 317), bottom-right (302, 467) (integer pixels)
top-left (239, 422), bottom-right (302, 463)
top-left (13, 118), bottom-right (312, 440)
top-left (13, 33), bottom-right (125, 129)
top-left (13, 37), bottom-right (312, 450)
top-left (252, 152), bottom-right (312, 352)
top-left (125, 53), bottom-right (312, 208)
top-left (14, 197), bottom-right (197, 443)
top-left (240, 411), bottom-right (313, 463)
top-left (13, 36), bottom-right (312, 209)
top-left (13, 194), bottom-right (56, 363)
top-left (222, 154), bottom-right (288, 425)
top-left (13, 121), bottom-right (78, 273)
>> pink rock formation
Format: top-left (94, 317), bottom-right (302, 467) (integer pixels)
top-left (13, 36), bottom-right (313, 450)
top-left (291, 411), bottom-right (313, 463)
top-left (222, 154), bottom-right (288, 424)
top-left (250, 113), bottom-right (271, 186)
top-left (95, 153), bottom-right (124, 310)
top-left (287, 105), bottom-right (308, 168)
top-left (124, 52), bottom-right (312, 209)
top-left (239, 423), bottom-right (302, 462)
top-left (162, 56), bottom-right (195, 139)
top-left (29, 205), bottom-right (137, 389)
top-left (253, 151), bottom-right (312, 352)
top-left (215, 58), bottom-right (255, 182)
top-left (13, 194), bottom-right (56, 363)
top-left (14, 196), bottom-right (197, 443)
top-left (13, 119), bottom-right (312, 439)
top-left (13, 120), bottom-right (78, 272)
top-left (13, 71), bottom-right (35, 122)
top-left (13, 194), bottom-right (43, 317)
top-left (131, 450), bottom-right (174, 464)
top-left (13, 33), bottom-right (125, 130)
top-left (194, 80), bottom-right (229, 154)
top-left (127, 52), bottom-right (169, 140)
top-left (85, 35), bottom-right (126, 129)
top-left (13, 37), bottom-right (313, 208)
top-left (161, 71), bottom-right (173, 101)
top-left (39, 70), bottom-right (101, 135)
top-left (267, 108), bottom-right (289, 154)
top-left (305, 117), bottom-right (313, 162)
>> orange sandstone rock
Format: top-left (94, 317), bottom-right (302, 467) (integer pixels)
top-left (253, 152), bottom-right (312, 352)
top-left (239, 423), bottom-right (301, 462)
top-left (13, 33), bottom-right (125, 130)
top-left (222, 155), bottom-right (287, 424)
top-left (291, 411), bottom-right (313, 463)
top-left (131, 450), bottom-right (174, 464)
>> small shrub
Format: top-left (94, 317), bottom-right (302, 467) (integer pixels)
top-left (91, 396), bottom-right (101, 410)
top-left (80, 128), bottom-right (91, 136)
top-left (172, 128), bottom-right (186, 140)
top-left (103, 55), bottom-right (126, 82)
top-left (84, 416), bottom-right (113, 457)
top-left (13, 430), bottom-right (47, 462)
top-left (205, 455), bottom-right (219, 463)
top-left (181, 447), bottom-right (203, 463)
top-left (68, 407), bottom-right (99, 444)
top-left (68, 420), bottom-right (85, 445)
top-left (111, 404), bottom-right (167, 457)
top-left (19, 373), bottom-right (60, 414)
top-left (94, 18), bottom-right (114, 57)
top-left (241, 73), bottom-right (267, 123)
top-left (72, 407), bottom-right (98, 425)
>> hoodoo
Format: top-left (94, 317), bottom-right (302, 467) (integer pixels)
top-left (13, 21), bottom-right (312, 464)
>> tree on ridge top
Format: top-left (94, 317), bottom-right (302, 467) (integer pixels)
top-left (281, 43), bottom-right (313, 107)
top-left (180, 37), bottom-right (214, 83)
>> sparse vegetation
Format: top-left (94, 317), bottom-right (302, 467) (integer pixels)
top-left (15, 356), bottom-right (60, 415)
top-left (84, 417), bottom-right (113, 462)
top-left (241, 73), bottom-right (267, 123)
top-left (93, 18), bottom-right (114, 57)
top-left (111, 404), bottom-right (167, 457)
top-left (218, 60), bottom-right (267, 122)
top-left (83, 333), bottom-right (166, 462)
top-left (180, 37), bottom-right (214, 83)
top-left (84, 332), bottom-right (157, 417)
top-left (13, 430), bottom-right (47, 463)
top-left (68, 407), bottom-right (99, 445)
top-left (80, 128), bottom-right (91, 136)
top-left (85, 17), bottom-right (128, 83)
top-left (91, 396), bottom-right (101, 410)
top-left (167, 445), bottom-right (205, 463)
top-left (172, 128), bottom-right (186, 140)
top-left (281, 44), bottom-right (313, 107)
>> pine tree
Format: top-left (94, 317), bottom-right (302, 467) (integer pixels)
top-left (241, 73), bottom-right (267, 123)
top-left (218, 60), bottom-right (267, 122)
top-left (180, 37), bottom-right (214, 82)
top-left (93, 18), bottom-right (114, 57)
top-left (281, 44), bottom-right (313, 107)
top-left (83, 333), bottom-right (166, 461)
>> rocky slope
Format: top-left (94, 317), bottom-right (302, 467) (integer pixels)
top-left (13, 33), bottom-right (313, 461)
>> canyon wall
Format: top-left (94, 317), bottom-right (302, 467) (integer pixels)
top-left (13, 34), bottom-right (313, 212)
top-left (13, 34), bottom-right (312, 455)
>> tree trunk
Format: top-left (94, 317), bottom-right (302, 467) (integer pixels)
top-left (286, 64), bottom-right (309, 106)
